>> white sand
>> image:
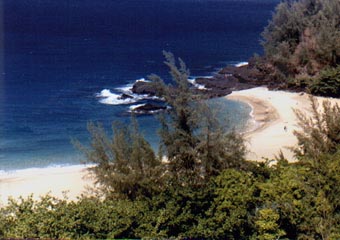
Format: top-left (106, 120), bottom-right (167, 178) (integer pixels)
top-left (0, 165), bottom-right (94, 205)
top-left (227, 87), bottom-right (340, 162)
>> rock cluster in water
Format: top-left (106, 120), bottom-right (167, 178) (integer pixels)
top-left (126, 59), bottom-right (284, 113)
top-left (132, 103), bottom-right (167, 114)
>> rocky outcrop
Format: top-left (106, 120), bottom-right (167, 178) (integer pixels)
top-left (132, 103), bottom-right (167, 114)
top-left (194, 73), bottom-right (255, 97)
top-left (131, 81), bottom-right (157, 96)
top-left (119, 93), bottom-right (134, 99)
top-left (131, 59), bottom-right (283, 99)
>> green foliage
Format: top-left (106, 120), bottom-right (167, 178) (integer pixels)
top-left (136, 185), bottom-right (213, 238)
top-left (0, 195), bottom-right (149, 239)
top-left (293, 97), bottom-right (340, 159)
top-left (76, 119), bottom-right (163, 199)
top-left (0, 187), bottom-right (213, 239)
top-left (254, 208), bottom-right (285, 240)
top-left (258, 151), bottom-right (340, 239)
top-left (2, 153), bottom-right (340, 239)
top-left (196, 103), bottom-right (248, 175)
top-left (261, 0), bottom-right (340, 84)
top-left (308, 65), bottom-right (340, 97)
top-left (149, 51), bottom-right (246, 185)
top-left (196, 169), bottom-right (258, 239)
top-left (258, 97), bottom-right (340, 239)
top-left (149, 51), bottom-right (203, 184)
top-left (258, 163), bottom-right (308, 239)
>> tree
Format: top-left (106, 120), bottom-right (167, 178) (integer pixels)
top-left (255, 98), bottom-right (340, 239)
top-left (293, 97), bottom-right (340, 159)
top-left (149, 51), bottom-right (202, 184)
top-left (253, 208), bottom-right (285, 240)
top-left (261, 0), bottom-right (340, 84)
top-left (308, 65), bottom-right (340, 97)
top-left (0, 194), bottom-right (149, 239)
top-left (76, 119), bottom-right (163, 200)
top-left (195, 169), bottom-right (257, 239)
top-left (149, 51), bottom-right (246, 185)
top-left (258, 152), bottom-right (340, 239)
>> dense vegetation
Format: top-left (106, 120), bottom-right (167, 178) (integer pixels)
top-left (260, 0), bottom-right (340, 96)
top-left (2, 0), bottom-right (340, 238)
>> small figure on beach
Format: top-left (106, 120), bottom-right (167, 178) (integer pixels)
top-left (284, 126), bottom-right (287, 132)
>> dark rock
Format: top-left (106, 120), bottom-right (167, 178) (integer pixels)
top-left (130, 59), bottom-right (276, 100)
top-left (119, 93), bottom-right (134, 99)
top-left (132, 103), bottom-right (167, 114)
top-left (194, 70), bottom-right (257, 98)
top-left (131, 81), bottom-right (157, 96)
top-left (219, 65), bottom-right (265, 84)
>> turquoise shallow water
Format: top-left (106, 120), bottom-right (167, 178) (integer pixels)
top-left (0, 0), bottom-right (278, 170)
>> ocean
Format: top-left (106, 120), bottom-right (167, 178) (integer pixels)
top-left (0, 0), bottom-right (279, 171)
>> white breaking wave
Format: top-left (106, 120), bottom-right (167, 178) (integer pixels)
top-left (97, 89), bottom-right (161, 106)
top-left (129, 103), bottom-right (146, 111)
top-left (115, 84), bottom-right (133, 94)
top-left (188, 77), bottom-right (209, 90)
top-left (128, 103), bottom-right (170, 114)
top-left (235, 62), bottom-right (248, 67)
top-left (115, 78), bottom-right (150, 94)
top-left (97, 77), bottom-right (161, 106)
top-left (97, 89), bottom-right (138, 105)
top-left (0, 164), bottom-right (93, 176)
top-left (97, 89), bottom-right (113, 98)
top-left (135, 78), bottom-right (150, 83)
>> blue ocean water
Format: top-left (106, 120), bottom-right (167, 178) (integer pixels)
top-left (0, 0), bottom-right (279, 170)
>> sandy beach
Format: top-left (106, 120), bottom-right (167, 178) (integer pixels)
top-left (227, 87), bottom-right (340, 162)
top-left (1, 86), bottom-right (340, 204)
top-left (0, 165), bottom-right (94, 205)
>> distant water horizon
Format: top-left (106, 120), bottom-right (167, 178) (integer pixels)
top-left (0, 0), bottom-right (280, 171)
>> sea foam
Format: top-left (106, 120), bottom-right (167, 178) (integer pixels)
top-left (129, 103), bottom-right (146, 111)
top-left (235, 62), bottom-right (249, 67)
top-left (0, 164), bottom-right (92, 177)
top-left (97, 78), bottom-right (160, 106)
top-left (97, 89), bottom-right (138, 105)
top-left (188, 76), bottom-right (212, 90)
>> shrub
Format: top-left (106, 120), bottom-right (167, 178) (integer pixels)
top-left (308, 65), bottom-right (340, 97)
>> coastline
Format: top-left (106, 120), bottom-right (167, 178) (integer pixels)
top-left (227, 87), bottom-right (307, 162)
top-left (0, 165), bottom-right (94, 205)
top-left (2, 87), bottom-right (340, 204)
top-left (227, 87), bottom-right (340, 162)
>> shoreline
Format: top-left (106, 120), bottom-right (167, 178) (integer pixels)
top-left (227, 87), bottom-right (307, 162)
top-left (229, 94), bottom-right (280, 135)
top-left (226, 87), bottom-right (340, 162)
top-left (2, 86), bottom-right (340, 204)
top-left (0, 164), bottom-right (94, 205)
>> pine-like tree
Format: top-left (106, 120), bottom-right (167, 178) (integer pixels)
top-left (261, 0), bottom-right (340, 82)
top-left (149, 51), bottom-right (246, 185)
top-left (76, 119), bottom-right (163, 199)
top-left (293, 96), bottom-right (340, 159)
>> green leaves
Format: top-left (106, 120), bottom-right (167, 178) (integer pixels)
top-left (196, 169), bottom-right (258, 239)
top-left (77, 119), bottom-right (162, 200)
top-left (2, 154), bottom-right (340, 239)
top-left (308, 65), bottom-right (340, 97)
top-left (261, 0), bottom-right (340, 84)
top-left (149, 52), bottom-right (247, 186)
top-left (254, 208), bottom-right (285, 240)
top-left (293, 97), bottom-right (340, 159)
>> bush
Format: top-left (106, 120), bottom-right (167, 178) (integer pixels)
top-left (308, 65), bottom-right (340, 97)
top-left (261, 0), bottom-right (340, 83)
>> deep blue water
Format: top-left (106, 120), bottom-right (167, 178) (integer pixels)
top-left (0, 0), bottom-right (279, 170)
